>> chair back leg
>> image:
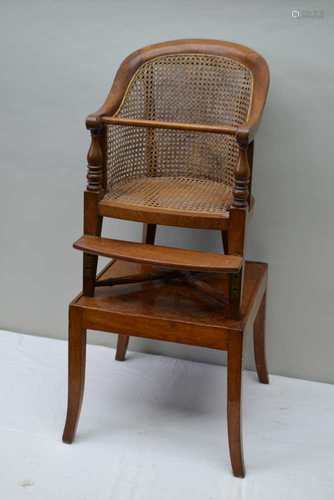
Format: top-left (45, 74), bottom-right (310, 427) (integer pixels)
top-left (254, 291), bottom-right (269, 384)
top-left (115, 223), bottom-right (157, 361)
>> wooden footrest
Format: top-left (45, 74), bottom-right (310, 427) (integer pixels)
top-left (74, 235), bottom-right (243, 273)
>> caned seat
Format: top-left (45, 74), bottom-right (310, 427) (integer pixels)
top-left (102, 176), bottom-right (233, 217)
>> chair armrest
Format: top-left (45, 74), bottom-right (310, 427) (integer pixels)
top-left (237, 86), bottom-right (268, 145)
top-left (100, 115), bottom-right (264, 144)
top-left (85, 82), bottom-right (127, 130)
top-left (86, 111), bottom-right (106, 130)
top-left (101, 116), bottom-right (239, 137)
top-left (87, 110), bottom-right (264, 146)
top-left (236, 118), bottom-right (261, 146)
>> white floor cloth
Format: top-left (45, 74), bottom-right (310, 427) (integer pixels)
top-left (0, 330), bottom-right (333, 499)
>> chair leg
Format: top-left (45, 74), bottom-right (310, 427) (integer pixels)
top-left (83, 191), bottom-right (102, 297)
top-left (62, 307), bottom-right (87, 444)
top-left (221, 230), bottom-right (229, 254)
top-left (143, 223), bottom-right (157, 245)
top-left (227, 334), bottom-right (245, 478)
top-left (115, 334), bottom-right (129, 361)
top-left (253, 291), bottom-right (269, 384)
top-left (115, 224), bottom-right (157, 361)
top-left (83, 253), bottom-right (99, 296)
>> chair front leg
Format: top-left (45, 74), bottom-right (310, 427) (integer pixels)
top-left (83, 252), bottom-right (100, 296)
top-left (82, 196), bottom-right (103, 297)
top-left (62, 306), bottom-right (87, 443)
top-left (226, 207), bottom-right (247, 317)
top-left (227, 141), bottom-right (250, 316)
top-left (227, 333), bottom-right (245, 477)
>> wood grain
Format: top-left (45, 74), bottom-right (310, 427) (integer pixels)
top-left (254, 292), bottom-right (269, 384)
top-left (62, 307), bottom-right (86, 444)
top-left (227, 333), bottom-right (245, 477)
top-left (69, 39), bottom-right (271, 477)
top-left (64, 259), bottom-right (268, 478)
top-left (86, 39), bottom-right (269, 145)
top-left (74, 235), bottom-right (243, 273)
top-left (114, 223), bottom-right (156, 361)
top-left (104, 116), bottom-right (238, 135)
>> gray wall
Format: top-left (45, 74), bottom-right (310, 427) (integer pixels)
top-left (1, 0), bottom-right (333, 383)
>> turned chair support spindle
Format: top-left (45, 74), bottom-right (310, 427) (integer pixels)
top-left (86, 127), bottom-right (104, 193)
top-left (83, 127), bottom-right (104, 296)
top-left (227, 141), bottom-right (250, 315)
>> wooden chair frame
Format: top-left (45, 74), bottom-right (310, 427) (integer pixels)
top-left (83, 39), bottom-right (269, 310)
top-left (63, 39), bottom-right (270, 477)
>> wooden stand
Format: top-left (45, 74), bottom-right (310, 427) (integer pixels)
top-left (62, 259), bottom-right (269, 478)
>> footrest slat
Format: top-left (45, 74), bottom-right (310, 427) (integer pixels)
top-left (74, 236), bottom-right (243, 273)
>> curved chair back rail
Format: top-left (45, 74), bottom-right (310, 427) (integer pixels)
top-left (87, 39), bottom-right (269, 135)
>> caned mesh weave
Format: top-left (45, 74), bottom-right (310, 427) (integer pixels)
top-left (104, 54), bottom-right (253, 216)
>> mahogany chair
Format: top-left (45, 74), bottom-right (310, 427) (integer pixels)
top-left (62, 39), bottom-right (270, 477)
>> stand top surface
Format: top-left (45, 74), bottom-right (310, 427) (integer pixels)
top-left (73, 260), bottom-right (267, 333)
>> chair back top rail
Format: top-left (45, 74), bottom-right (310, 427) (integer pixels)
top-left (86, 39), bottom-right (270, 144)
